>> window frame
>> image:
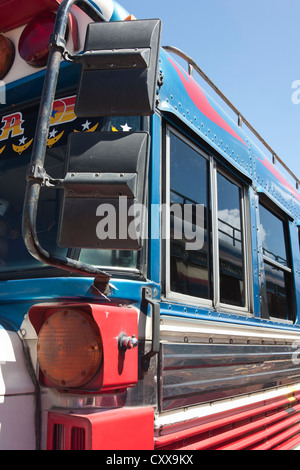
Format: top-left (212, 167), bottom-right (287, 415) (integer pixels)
top-left (213, 163), bottom-right (252, 314)
top-left (164, 125), bottom-right (252, 314)
top-left (164, 126), bottom-right (213, 308)
top-left (258, 199), bottom-right (295, 323)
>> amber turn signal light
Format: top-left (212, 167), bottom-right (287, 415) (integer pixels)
top-left (30, 302), bottom-right (139, 393)
top-left (37, 309), bottom-right (103, 388)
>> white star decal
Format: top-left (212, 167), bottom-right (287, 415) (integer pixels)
top-left (82, 120), bottom-right (91, 131)
top-left (19, 136), bottom-right (27, 145)
top-left (49, 129), bottom-right (58, 139)
top-left (120, 123), bottom-right (132, 132)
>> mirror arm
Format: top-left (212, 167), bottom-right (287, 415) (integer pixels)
top-left (22, 0), bottom-right (111, 286)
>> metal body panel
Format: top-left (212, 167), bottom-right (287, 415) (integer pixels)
top-left (160, 341), bottom-right (300, 411)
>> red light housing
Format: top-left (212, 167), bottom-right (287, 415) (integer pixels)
top-left (0, 34), bottom-right (15, 79)
top-left (29, 303), bottom-right (139, 393)
top-left (18, 11), bottom-right (58, 67)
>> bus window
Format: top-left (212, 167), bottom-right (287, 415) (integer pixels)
top-left (166, 127), bottom-right (250, 311)
top-left (168, 131), bottom-right (211, 300)
top-left (259, 203), bottom-right (294, 321)
top-left (0, 147), bottom-right (67, 272)
top-left (217, 172), bottom-right (245, 307)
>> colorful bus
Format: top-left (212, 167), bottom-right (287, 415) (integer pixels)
top-left (0, 0), bottom-right (300, 451)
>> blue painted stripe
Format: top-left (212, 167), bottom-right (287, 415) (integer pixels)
top-left (0, 277), bottom-right (159, 329)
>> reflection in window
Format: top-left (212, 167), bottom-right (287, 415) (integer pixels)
top-left (79, 249), bottom-right (137, 269)
top-left (259, 203), bottom-right (294, 321)
top-left (169, 132), bottom-right (211, 299)
top-left (260, 204), bottom-right (287, 266)
top-left (264, 263), bottom-right (291, 320)
top-left (0, 147), bottom-right (67, 272)
top-left (217, 173), bottom-right (245, 306)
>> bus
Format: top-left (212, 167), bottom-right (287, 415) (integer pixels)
top-left (0, 0), bottom-right (300, 451)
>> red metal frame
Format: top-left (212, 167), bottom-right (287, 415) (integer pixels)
top-left (47, 407), bottom-right (155, 450)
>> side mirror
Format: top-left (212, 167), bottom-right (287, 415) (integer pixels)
top-left (75, 19), bottom-right (162, 117)
top-left (58, 131), bottom-right (149, 250)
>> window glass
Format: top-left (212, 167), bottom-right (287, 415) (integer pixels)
top-left (0, 96), bottom-right (141, 274)
top-left (79, 249), bottom-right (137, 269)
top-left (264, 263), bottom-right (291, 320)
top-left (169, 132), bottom-right (211, 299)
top-left (0, 119), bottom-right (67, 272)
top-left (259, 204), bottom-right (288, 266)
top-left (217, 172), bottom-right (245, 306)
top-left (259, 203), bottom-right (294, 321)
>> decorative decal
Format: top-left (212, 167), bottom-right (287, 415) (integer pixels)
top-left (112, 123), bottom-right (132, 132)
top-left (0, 95), bottom-right (102, 159)
top-left (257, 156), bottom-right (300, 202)
top-left (120, 123), bottom-right (132, 132)
top-left (168, 58), bottom-right (247, 147)
top-left (47, 129), bottom-right (65, 148)
top-left (74, 121), bottom-right (99, 133)
top-left (0, 112), bottom-right (24, 142)
top-left (50, 96), bottom-right (77, 127)
top-left (12, 137), bottom-right (33, 155)
top-left (0, 95), bottom-right (139, 160)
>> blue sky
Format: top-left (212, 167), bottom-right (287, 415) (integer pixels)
top-left (122, 0), bottom-right (299, 183)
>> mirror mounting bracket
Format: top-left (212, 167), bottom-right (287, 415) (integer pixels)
top-left (26, 164), bottom-right (63, 188)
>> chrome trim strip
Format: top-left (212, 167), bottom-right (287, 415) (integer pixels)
top-left (160, 340), bottom-right (300, 411)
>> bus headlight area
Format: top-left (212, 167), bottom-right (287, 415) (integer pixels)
top-left (29, 302), bottom-right (139, 393)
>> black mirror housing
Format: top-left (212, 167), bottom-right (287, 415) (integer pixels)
top-left (58, 131), bottom-right (150, 250)
top-left (75, 19), bottom-right (162, 117)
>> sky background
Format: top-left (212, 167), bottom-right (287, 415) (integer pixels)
top-left (122, 0), bottom-right (299, 183)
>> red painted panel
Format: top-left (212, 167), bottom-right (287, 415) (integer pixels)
top-left (155, 392), bottom-right (300, 451)
top-left (273, 432), bottom-right (300, 450)
top-left (47, 407), bottom-right (155, 450)
top-left (0, 0), bottom-right (59, 32)
top-left (253, 423), bottom-right (300, 450)
top-left (218, 406), bottom-right (300, 450)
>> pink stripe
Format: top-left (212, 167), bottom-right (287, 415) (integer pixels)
top-left (168, 58), bottom-right (247, 146)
